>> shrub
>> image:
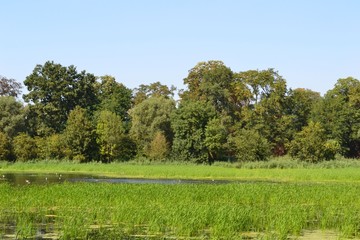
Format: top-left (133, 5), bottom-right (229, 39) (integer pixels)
top-left (288, 122), bottom-right (341, 162)
top-left (13, 133), bottom-right (38, 161)
top-left (147, 131), bottom-right (170, 161)
top-left (36, 134), bottom-right (67, 160)
top-left (228, 129), bottom-right (271, 162)
top-left (0, 131), bottom-right (12, 160)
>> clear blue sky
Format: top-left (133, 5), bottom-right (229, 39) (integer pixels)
top-left (1, 0), bottom-right (359, 96)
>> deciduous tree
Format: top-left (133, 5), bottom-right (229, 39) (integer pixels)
top-left (312, 77), bottom-right (360, 157)
top-left (0, 76), bottom-right (22, 97)
top-left (289, 121), bottom-right (340, 162)
top-left (0, 96), bottom-right (25, 138)
top-left (63, 106), bottom-right (97, 162)
top-left (171, 100), bottom-right (217, 163)
top-left (129, 96), bottom-right (175, 155)
top-left (96, 110), bottom-right (125, 162)
top-left (97, 75), bottom-right (132, 122)
top-left (23, 61), bottom-right (98, 135)
top-left (133, 81), bottom-right (176, 105)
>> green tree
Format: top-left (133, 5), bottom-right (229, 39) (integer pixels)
top-left (23, 61), bottom-right (99, 135)
top-left (133, 81), bottom-right (176, 105)
top-left (289, 122), bottom-right (340, 162)
top-left (115, 136), bottom-right (137, 161)
top-left (97, 75), bottom-right (132, 121)
top-left (0, 96), bottom-right (25, 138)
top-left (242, 73), bottom-right (294, 155)
top-left (35, 134), bottom-right (66, 160)
top-left (228, 128), bottom-right (271, 162)
top-left (96, 110), bottom-right (125, 163)
top-left (0, 131), bottom-right (12, 160)
top-left (13, 133), bottom-right (38, 161)
top-left (287, 88), bottom-right (321, 132)
top-left (312, 77), bottom-right (360, 157)
top-left (181, 61), bottom-right (234, 116)
top-left (238, 69), bottom-right (283, 104)
top-left (147, 131), bottom-right (170, 161)
top-left (204, 118), bottom-right (228, 162)
top-left (129, 96), bottom-right (175, 155)
top-left (0, 75), bottom-right (22, 97)
top-left (171, 100), bottom-right (217, 163)
top-left (63, 106), bottom-right (97, 162)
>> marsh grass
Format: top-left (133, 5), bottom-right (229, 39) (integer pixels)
top-left (2, 158), bottom-right (360, 183)
top-left (1, 182), bottom-right (360, 239)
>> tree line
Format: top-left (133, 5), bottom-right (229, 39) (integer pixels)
top-left (0, 60), bottom-right (359, 163)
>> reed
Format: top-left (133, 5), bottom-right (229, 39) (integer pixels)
top-left (1, 181), bottom-right (360, 239)
top-left (2, 159), bottom-right (360, 183)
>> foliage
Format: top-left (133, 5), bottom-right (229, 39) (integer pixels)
top-left (287, 88), bottom-right (321, 131)
top-left (133, 81), bottom-right (176, 105)
top-left (204, 117), bottom-right (228, 162)
top-left (242, 71), bottom-right (294, 155)
top-left (0, 75), bottom-right (22, 97)
top-left (0, 131), bottom-right (12, 160)
top-left (228, 128), bottom-right (271, 162)
top-left (171, 100), bottom-right (217, 163)
top-left (12, 133), bottom-right (38, 161)
top-left (96, 75), bottom-right (132, 121)
top-left (0, 96), bottom-right (25, 138)
top-left (289, 122), bottom-right (340, 162)
top-left (95, 110), bottom-right (125, 162)
top-left (312, 77), bottom-right (360, 157)
top-left (35, 134), bottom-right (66, 160)
top-left (23, 61), bottom-right (99, 135)
top-left (129, 96), bottom-right (175, 154)
top-left (181, 60), bottom-right (234, 116)
top-left (63, 106), bottom-right (97, 162)
top-left (115, 136), bottom-right (137, 161)
top-left (147, 131), bottom-right (170, 161)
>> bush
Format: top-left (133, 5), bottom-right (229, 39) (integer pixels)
top-left (0, 131), bottom-right (12, 161)
top-left (36, 134), bottom-right (67, 160)
top-left (228, 129), bottom-right (271, 162)
top-left (288, 122), bottom-right (341, 162)
top-left (147, 131), bottom-right (170, 161)
top-left (13, 133), bottom-right (38, 161)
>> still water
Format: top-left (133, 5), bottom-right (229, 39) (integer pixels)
top-left (0, 172), bottom-right (236, 186)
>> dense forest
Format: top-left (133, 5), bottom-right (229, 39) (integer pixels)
top-left (0, 60), bottom-right (359, 163)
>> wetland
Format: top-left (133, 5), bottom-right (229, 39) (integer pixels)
top-left (1, 161), bottom-right (360, 239)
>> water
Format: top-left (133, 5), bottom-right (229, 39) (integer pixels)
top-left (0, 173), bottom-right (279, 186)
top-left (0, 173), bottom-right (99, 186)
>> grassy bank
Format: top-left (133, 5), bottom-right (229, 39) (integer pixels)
top-left (1, 158), bottom-right (360, 183)
top-left (1, 182), bottom-right (360, 239)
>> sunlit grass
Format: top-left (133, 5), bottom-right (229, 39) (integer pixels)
top-left (1, 158), bottom-right (360, 183)
top-left (1, 182), bottom-right (360, 239)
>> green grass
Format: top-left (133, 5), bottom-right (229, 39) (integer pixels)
top-left (1, 182), bottom-right (360, 239)
top-left (2, 158), bottom-right (360, 239)
top-left (1, 158), bottom-right (360, 183)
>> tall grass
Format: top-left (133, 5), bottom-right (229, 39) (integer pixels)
top-left (1, 182), bottom-right (360, 239)
top-left (2, 158), bottom-right (360, 183)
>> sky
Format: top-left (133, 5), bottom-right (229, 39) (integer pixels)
top-left (1, 0), bottom-right (359, 97)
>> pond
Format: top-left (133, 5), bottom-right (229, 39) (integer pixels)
top-left (0, 172), bottom-right (244, 186)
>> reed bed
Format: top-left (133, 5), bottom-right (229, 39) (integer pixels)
top-left (2, 159), bottom-right (360, 183)
top-left (1, 181), bottom-right (360, 239)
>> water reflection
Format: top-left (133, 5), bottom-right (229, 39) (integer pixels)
top-left (0, 173), bottom-right (99, 186)
top-left (0, 173), bottom-right (281, 186)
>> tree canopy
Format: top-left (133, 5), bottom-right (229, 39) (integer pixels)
top-left (1, 60), bottom-right (359, 162)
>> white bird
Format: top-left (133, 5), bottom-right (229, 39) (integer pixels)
top-left (25, 180), bottom-right (30, 184)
